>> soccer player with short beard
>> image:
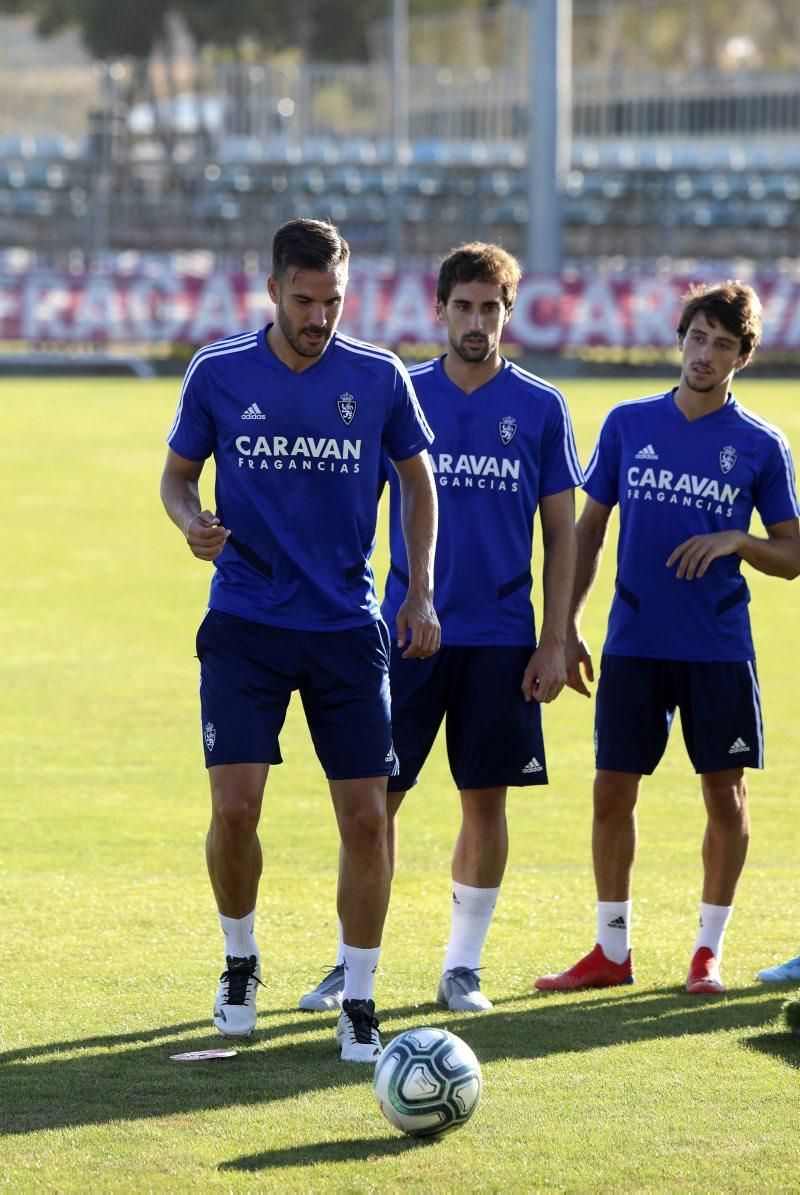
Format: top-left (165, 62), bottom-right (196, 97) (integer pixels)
top-left (535, 281), bottom-right (800, 995)
top-left (300, 242), bottom-right (583, 1014)
top-left (161, 218), bottom-right (440, 1061)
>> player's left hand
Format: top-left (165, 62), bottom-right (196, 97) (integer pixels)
top-left (396, 591), bottom-right (441, 659)
top-left (521, 641), bottom-right (567, 704)
top-left (666, 530), bottom-right (745, 579)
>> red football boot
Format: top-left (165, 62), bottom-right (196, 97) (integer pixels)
top-left (535, 943), bottom-right (634, 991)
top-left (685, 946), bottom-right (727, 995)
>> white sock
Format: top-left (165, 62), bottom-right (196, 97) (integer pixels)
top-left (596, 900), bottom-right (632, 964)
top-left (692, 902), bottom-right (733, 960)
top-left (341, 943), bottom-right (381, 1003)
top-left (219, 910), bottom-right (258, 961)
top-left (336, 919), bottom-right (344, 967)
top-left (442, 882), bottom-right (501, 974)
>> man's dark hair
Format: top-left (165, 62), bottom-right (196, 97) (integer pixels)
top-left (271, 218), bottom-right (350, 279)
top-left (677, 281), bottom-right (762, 356)
top-left (437, 242), bottom-right (522, 311)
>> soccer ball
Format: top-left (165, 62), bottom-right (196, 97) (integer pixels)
top-left (373, 1026), bottom-right (482, 1137)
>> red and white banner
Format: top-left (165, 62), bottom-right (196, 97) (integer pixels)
top-left (2, 265), bottom-right (800, 351)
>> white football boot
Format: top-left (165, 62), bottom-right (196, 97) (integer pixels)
top-left (335, 998), bottom-right (383, 1062)
top-left (213, 955), bottom-right (262, 1036)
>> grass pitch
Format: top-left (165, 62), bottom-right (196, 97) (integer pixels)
top-left (2, 374), bottom-right (799, 1192)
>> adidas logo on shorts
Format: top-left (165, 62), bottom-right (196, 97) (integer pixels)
top-left (241, 403), bottom-right (266, 420)
top-left (728, 737), bottom-right (749, 754)
top-left (522, 757), bottom-right (543, 774)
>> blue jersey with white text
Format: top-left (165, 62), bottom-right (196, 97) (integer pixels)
top-left (381, 356), bottom-right (584, 645)
top-left (583, 389), bottom-right (799, 661)
top-left (167, 326), bottom-right (433, 630)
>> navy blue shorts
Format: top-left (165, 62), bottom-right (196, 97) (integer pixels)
top-left (195, 609), bottom-right (396, 780)
top-left (595, 653), bottom-right (764, 775)
top-left (387, 643), bottom-right (547, 792)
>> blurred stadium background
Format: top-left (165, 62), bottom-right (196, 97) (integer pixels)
top-left (1, 0), bottom-right (799, 373)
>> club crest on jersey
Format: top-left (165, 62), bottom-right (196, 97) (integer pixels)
top-left (499, 415), bottom-right (517, 445)
top-left (204, 722), bottom-right (216, 751)
top-left (338, 393), bottom-right (356, 425)
top-left (720, 445), bottom-right (737, 474)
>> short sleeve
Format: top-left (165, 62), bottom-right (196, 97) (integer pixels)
top-left (754, 433), bottom-right (800, 527)
top-left (166, 354), bottom-right (216, 461)
top-left (582, 409), bottom-right (621, 507)
top-left (382, 361), bottom-right (435, 463)
top-left (539, 389), bottom-right (585, 496)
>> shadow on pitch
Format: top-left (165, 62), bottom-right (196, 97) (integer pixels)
top-left (220, 1136), bottom-right (434, 1172)
top-left (741, 1030), bottom-right (800, 1070)
top-left (2, 987), bottom-right (786, 1138)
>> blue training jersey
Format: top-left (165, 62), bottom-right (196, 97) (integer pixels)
top-left (167, 326), bottom-right (434, 631)
top-left (381, 356), bottom-right (584, 646)
top-left (583, 389), bottom-right (800, 662)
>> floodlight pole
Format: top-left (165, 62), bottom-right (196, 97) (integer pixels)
top-left (389, 0), bottom-right (409, 263)
top-left (526, 0), bottom-right (572, 273)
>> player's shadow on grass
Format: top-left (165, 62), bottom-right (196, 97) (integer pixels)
top-left (1, 988), bottom-right (787, 1139)
top-left (378, 985), bottom-right (789, 1065)
top-left (742, 1030), bottom-right (800, 1070)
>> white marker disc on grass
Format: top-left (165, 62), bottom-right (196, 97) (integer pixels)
top-left (170, 1049), bottom-right (237, 1061)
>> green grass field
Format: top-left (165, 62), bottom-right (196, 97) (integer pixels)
top-left (2, 375), bottom-right (799, 1192)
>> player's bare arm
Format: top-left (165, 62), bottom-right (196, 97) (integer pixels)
top-left (391, 451), bottom-right (440, 660)
top-left (160, 447), bottom-right (231, 561)
top-left (564, 495), bottom-right (613, 697)
top-left (666, 518), bottom-right (800, 581)
top-left (522, 487), bottom-right (576, 704)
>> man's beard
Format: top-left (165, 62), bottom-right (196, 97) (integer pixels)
top-left (278, 305), bottom-right (331, 358)
top-left (450, 332), bottom-right (493, 363)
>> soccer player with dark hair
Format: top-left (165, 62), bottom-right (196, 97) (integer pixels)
top-left (300, 241), bottom-right (583, 1013)
top-left (161, 217), bottom-right (440, 1061)
top-left (535, 281), bottom-right (800, 996)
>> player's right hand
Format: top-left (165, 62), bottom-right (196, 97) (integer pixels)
top-left (184, 510), bottom-right (231, 561)
top-left (565, 627), bottom-right (594, 697)
top-left (396, 590), bottom-right (441, 659)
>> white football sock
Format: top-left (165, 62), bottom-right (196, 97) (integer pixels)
top-left (442, 882), bottom-right (501, 973)
top-left (692, 902), bottom-right (733, 960)
top-left (596, 900), bottom-right (632, 964)
top-left (341, 944), bottom-right (381, 1003)
top-left (336, 919), bottom-right (344, 967)
top-left (219, 910), bottom-right (258, 960)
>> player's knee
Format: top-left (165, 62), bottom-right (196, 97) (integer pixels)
top-left (462, 799), bottom-right (506, 836)
top-left (211, 790), bottom-right (261, 838)
top-left (703, 776), bottom-right (749, 829)
top-left (593, 772), bottom-right (638, 822)
top-left (339, 802), bottom-right (387, 853)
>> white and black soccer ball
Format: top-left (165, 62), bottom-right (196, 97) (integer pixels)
top-left (373, 1026), bottom-right (482, 1137)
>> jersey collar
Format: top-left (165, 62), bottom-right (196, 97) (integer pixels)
top-left (668, 386), bottom-right (738, 424)
top-left (434, 354), bottom-right (511, 399)
top-left (257, 323), bottom-right (337, 377)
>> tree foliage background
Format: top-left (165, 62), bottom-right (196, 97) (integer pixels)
top-left (0, 0), bottom-right (798, 71)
